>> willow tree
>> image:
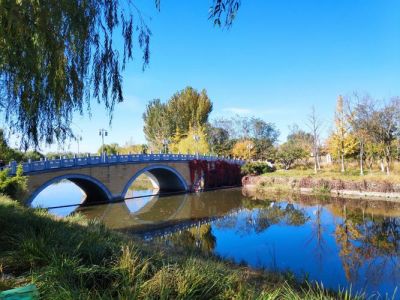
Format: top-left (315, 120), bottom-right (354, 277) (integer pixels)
top-left (0, 0), bottom-right (240, 148)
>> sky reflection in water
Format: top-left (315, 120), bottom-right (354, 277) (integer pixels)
top-left (31, 182), bottom-right (400, 297)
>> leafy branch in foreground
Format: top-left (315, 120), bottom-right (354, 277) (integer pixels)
top-left (0, 0), bottom-right (151, 148)
top-left (209, 0), bottom-right (241, 27)
top-left (0, 1), bottom-right (242, 149)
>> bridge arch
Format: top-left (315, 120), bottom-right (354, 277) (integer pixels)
top-left (27, 174), bottom-right (113, 205)
top-left (121, 165), bottom-right (189, 199)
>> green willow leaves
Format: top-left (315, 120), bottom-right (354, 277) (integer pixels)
top-left (209, 0), bottom-right (241, 27)
top-left (0, 0), bottom-right (150, 148)
top-left (0, 0), bottom-right (240, 148)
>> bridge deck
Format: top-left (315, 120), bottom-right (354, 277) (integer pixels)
top-left (6, 154), bottom-right (245, 175)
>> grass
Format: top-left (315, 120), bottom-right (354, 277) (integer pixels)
top-left (0, 194), bottom-right (366, 299)
top-left (261, 167), bottom-right (400, 183)
top-left (255, 182), bottom-right (294, 198)
top-left (255, 167), bottom-right (400, 197)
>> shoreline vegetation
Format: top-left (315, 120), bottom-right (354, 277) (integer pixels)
top-left (0, 195), bottom-right (365, 299)
top-left (242, 168), bottom-right (400, 201)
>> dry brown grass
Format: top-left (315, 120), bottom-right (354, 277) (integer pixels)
top-left (263, 164), bottom-right (400, 184)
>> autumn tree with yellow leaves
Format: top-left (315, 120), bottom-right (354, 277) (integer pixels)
top-left (231, 140), bottom-right (255, 159)
top-left (328, 96), bottom-right (358, 172)
top-left (170, 126), bottom-right (210, 155)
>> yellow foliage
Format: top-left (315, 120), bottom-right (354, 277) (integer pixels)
top-left (326, 132), bottom-right (358, 160)
top-left (231, 140), bottom-right (255, 159)
top-left (170, 126), bottom-right (210, 154)
top-left (327, 95), bottom-right (359, 161)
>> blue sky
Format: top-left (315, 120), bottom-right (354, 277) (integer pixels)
top-left (20, 0), bottom-right (400, 153)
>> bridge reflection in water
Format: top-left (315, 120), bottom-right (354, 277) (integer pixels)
top-left (76, 188), bottom-right (245, 238)
top-left (38, 185), bottom-right (400, 296)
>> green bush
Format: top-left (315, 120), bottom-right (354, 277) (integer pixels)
top-left (241, 162), bottom-right (276, 175)
top-left (276, 142), bottom-right (308, 170)
top-left (0, 165), bottom-right (27, 199)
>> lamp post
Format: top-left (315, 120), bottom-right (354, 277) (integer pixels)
top-left (193, 134), bottom-right (200, 159)
top-left (99, 129), bottom-right (108, 161)
top-left (162, 138), bottom-right (169, 154)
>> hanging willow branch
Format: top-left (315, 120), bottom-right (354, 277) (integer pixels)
top-left (0, 0), bottom-right (151, 148)
top-left (209, 0), bottom-right (241, 27)
top-left (0, 0), bottom-right (240, 149)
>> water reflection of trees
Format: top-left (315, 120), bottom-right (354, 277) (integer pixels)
top-left (242, 189), bottom-right (400, 290)
top-left (306, 205), bottom-right (327, 269)
top-left (214, 200), bottom-right (310, 236)
top-left (160, 200), bottom-right (310, 252)
top-left (335, 207), bottom-right (400, 287)
top-left (163, 224), bottom-right (216, 253)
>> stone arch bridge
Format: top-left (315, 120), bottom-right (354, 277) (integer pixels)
top-left (8, 154), bottom-right (244, 205)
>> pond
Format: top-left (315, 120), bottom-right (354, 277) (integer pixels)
top-left (32, 183), bottom-right (400, 297)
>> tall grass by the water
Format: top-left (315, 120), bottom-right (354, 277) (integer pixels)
top-left (0, 195), bottom-right (366, 299)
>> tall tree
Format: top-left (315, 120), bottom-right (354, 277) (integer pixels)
top-left (143, 87), bottom-right (212, 152)
top-left (347, 95), bottom-right (375, 175)
top-left (369, 98), bottom-right (400, 174)
top-left (206, 125), bottom-right (231, 156)
top-left (250, 118), bottom-right (279, 160)
top-left (167, 87), bottom-right (213, 135)
top-left (143, 99), bottom-right (172, 151)
top-left (326, 96), bottom-right (359, 172)
top-left (333, 95), bottom-right (350, 172)
top-left (307, 106), bottom-right (322, 174)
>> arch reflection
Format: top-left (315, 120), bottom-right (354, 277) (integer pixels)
top-left (76, 189), bottom-right (245, 236)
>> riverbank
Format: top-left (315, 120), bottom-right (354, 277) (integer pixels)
top-left (243, 170), bottom-right (400, 200)
top-left (0, 195), bottom-right (361, 299)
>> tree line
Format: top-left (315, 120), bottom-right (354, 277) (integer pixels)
top-left (271, 95), bottom-right (400, 175)
top-left (2, 87), bottom-right (400, 177)
top-left (143, 88), bottom-right (400, 176)
top-left (326, 95), bottom-right (400, 175)
top-left (142, 86), bottom-right (280, 159)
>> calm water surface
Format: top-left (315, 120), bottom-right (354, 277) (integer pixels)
top-left (32, 183), bottom-right (400, 297)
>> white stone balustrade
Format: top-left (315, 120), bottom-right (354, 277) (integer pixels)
top-left (6, 153), bottom-right (245, 175)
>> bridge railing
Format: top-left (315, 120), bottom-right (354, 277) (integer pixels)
top-left (6, 154), bottom-right (246, 175)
